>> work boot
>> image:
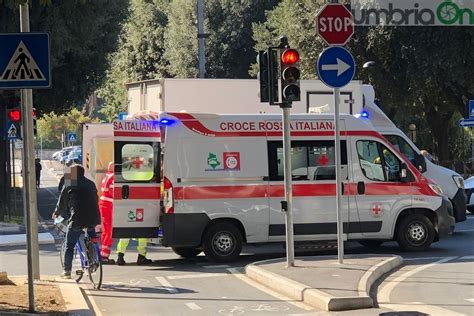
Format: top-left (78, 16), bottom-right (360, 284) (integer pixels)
top-left (60, 270), bottom-right (71, 279)
top-left (101, 257), bottom-right (116, 265)
top-left (116, 252), bottom-right (126, 266)
top-left (137, 254), bottom-right (152, 265)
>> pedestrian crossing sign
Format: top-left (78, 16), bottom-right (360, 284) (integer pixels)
top-left (6, 122), bottom-right (20, 140)
top-left (67, 132), bottom-right (77, 142)
top-left (0, 33), bottom-right (50, 89)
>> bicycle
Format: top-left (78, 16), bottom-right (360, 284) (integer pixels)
top-left (55, 216), bottom-right (103, 289)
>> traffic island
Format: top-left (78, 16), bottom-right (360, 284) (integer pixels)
top-left (0, 274), bottom-right (92, 315)
top-left (245, 254), bottom-right (402, 311)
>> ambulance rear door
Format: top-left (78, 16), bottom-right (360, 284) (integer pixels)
top-left (112, 120), bottom-right (161, 238)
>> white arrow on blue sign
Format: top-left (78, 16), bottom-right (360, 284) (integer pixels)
top-left (317, 46), bottom-right (355, 89)
top-left (469, 100), bottom-right (474, 119)
top-left (459, 119), bottom-right (474, 127)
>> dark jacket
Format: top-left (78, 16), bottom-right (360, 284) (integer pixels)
top-left (53, 175), bottom-right (101, 228)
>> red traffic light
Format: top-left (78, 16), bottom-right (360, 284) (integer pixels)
top-left (281, 49), bottom-right (299, 65)
top-left (8, 109), bottom-right (21, 122)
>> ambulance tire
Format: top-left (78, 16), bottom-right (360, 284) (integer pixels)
top-left (396, 214), bottom-right (435, 251)
top-left (203, 222), bottom-right (243, 263)
top-left (172, 247), bottom-right (202, 259)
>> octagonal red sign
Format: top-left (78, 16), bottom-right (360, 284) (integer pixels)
top-left (316, 3), bottom-right (354, 46)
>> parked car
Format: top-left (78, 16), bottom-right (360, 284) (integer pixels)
top-left (52, 150), bottom-right (62, 161)
top-left (59, 147), bottom-right (74, 164)
top-left (464, 176), bottom-right (474, 213)
top-left (65, 148), bottom-right (82, 166)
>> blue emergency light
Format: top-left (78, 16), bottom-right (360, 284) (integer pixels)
top-left (360, 110), bottom-right (370, 119)
top-left (159, 118), bottom-right (175, 125)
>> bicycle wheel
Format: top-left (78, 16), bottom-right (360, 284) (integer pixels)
top-left (72, 245), bottom-right (84, 283)
top-left (87, 243), bottom-right (102, 289)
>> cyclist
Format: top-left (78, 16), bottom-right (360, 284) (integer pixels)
top-left (52, 165), bottom-right (101, 279)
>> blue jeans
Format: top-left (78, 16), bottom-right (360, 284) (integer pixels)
top-left (64, 226), bottom-right (96, 272)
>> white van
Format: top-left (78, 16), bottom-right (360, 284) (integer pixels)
top-left (358, 86), bottom-right (466, 223)
top-left (159, 112), bottom-right (455, 262)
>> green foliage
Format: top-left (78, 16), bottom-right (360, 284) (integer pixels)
top-left (164, 0), bottom-right (199, 78)
top-left (36, 108), bottom-right (100, 149)
top-left (98, 0), bottom-right (169, 121)
top-left (0, 0), bottom-right (128, 115)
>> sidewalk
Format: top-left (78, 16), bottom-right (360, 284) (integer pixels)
top-left (246, 254), bottom-right (402, 311)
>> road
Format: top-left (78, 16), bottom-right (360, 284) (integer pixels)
top-left (2, 161), bottom-right (473, 315)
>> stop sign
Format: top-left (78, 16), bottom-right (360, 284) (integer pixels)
top-left (316, 4), bottom-right (354, 46)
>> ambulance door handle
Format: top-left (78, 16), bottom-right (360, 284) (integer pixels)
top-left (122, 185), bottom-right (129, 199)
top-left (357, 182), bottom-right (365, 195)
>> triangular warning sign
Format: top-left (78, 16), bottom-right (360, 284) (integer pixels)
top-left (0, 41), bottom-right (45, 81)
top-left (7, 123), bottom-right (17, 138)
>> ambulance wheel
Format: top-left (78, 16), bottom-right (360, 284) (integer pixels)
top-left (396, 214), bottom-right (435, 251)
top-left (203, 222), bottom-right (243, 263)
top-left (359, 240), bottom-right (383, 249)
top-left (172, 247), bottom-right (202, 259)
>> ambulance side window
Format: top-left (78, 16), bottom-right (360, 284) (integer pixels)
top-left (357, 140), bottom-right (403, 182)
top-left (267, 141), bottom-right (347, 181)
top-left (114, 142), bottom-right (160, 183)
top-left (384, 135), bottom-right (416, 164)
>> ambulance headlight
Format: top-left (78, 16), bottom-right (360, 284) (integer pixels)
top-left (452, 175), bottom-right (464, 189)
top-left (429, 183), bottom-right (444, 196)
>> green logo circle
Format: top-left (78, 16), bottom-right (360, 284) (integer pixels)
top-left (437, 0), bottom-right (460, 25)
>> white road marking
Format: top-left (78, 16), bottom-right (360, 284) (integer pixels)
top-left (84, 288), bottom-right (104, 316)
top-left (378, 257), bottom-right (457, 314)
top-left (466, 217), bottom-right (474, 220)
top-left (167, 273), bottom-right (228, 280)
top-left (459, 256), bottom-right (474, 260)
top-left (456, 229), bottom-right (474, 232)
top-left (226, 268), bottom-right (313, 311)
top-left (379, 303), bottom-right (466, 316)
top-left (155, 276), bottom-right (178, 293)
top-left (403, 256), bottom-right (453, 261)
top-left (185, 302), bottom-right (202, 310)
top-left (202, 264), bottom-right (231, 269)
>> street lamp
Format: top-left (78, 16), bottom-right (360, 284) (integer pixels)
top-left (409, 123), bottom-right (417, 143)
top-left (362, 61), bottom-right (376, 84)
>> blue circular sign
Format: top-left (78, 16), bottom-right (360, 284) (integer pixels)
top-left (317, 46), bottom-right (355, 88)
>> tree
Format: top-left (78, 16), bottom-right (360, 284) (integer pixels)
top-left (0, 0), bottom-right (128, 114)
top-left (98, 0), bottom-right (169, 121)
top-left (36, 108), bottom-right (100, 149)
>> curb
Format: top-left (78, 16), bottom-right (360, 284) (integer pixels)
top-left (0, 232), bottom-right (55, 247)
top-left (245, 255), bottom-right (403, 311)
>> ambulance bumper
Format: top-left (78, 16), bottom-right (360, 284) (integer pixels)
top-left (436, 197), bottom-right (455, 239)
top-left (451, 188), bottom-right (467, 223)
top-left (160, 213), bottom-right (210, 248)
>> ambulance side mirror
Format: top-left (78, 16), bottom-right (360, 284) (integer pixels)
top-left (400, 163), bottom-right (409, 182)
top-left (414, 154), bottom-right (427, 173)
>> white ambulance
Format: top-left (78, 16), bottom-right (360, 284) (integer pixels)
top-left (159, 112), bottom-right (455, 262)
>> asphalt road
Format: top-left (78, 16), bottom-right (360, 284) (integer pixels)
top-left (2, 161), bottom-right (473, 315)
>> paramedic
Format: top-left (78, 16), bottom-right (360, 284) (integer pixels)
top-left (99, 162), bottom-right (115, 264)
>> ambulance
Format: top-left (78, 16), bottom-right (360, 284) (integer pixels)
top-left (158, 112), bottom-right (455, 262)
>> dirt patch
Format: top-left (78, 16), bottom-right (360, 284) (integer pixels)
top-left (0, 277), bottom-right (67, 314)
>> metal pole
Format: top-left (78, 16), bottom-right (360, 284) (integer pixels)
top-left (20, 3), bottom-right (40, 311)
top-left (11, 141), bottom-right (16, 221)
top-left (282, 106), bottom-right (295, 267)
top-left (334, 88), bottom-right (344, 264)
top-left (197, 0), bottom-right (206, 78)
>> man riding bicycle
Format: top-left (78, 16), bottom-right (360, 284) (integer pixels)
top-left (52, 165), bottom-right (101, 279)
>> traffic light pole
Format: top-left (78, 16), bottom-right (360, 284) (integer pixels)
top-left (281, 102), bottom-right (295, 268)
top-left (334, 88), bottom-right (344, 264)
top-left (20, 3), bottom-right (40, 312)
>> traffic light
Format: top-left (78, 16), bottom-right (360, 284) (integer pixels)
top-left (258, 49), bottom-right (279, 105)
top-left (280, 48), bottom-right (301, 102)
top-left (33, 108), bottom-right (37, 137)
top-left (7, 109), bottom-right (21, 123)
